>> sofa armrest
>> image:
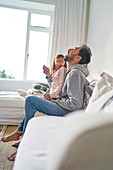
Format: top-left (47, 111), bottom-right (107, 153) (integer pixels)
top-left (13, 111), bottom-right (113, 170)
top-left (49, 112), bottom-right (113, 170)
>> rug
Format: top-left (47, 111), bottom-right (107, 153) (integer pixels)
top-left (0, 125), bottom-right (18, 170)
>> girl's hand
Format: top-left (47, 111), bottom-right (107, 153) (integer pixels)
top-left (43, 65), bottom-right (51, 78)
top-left (44, 93), bottom-right (51, 101)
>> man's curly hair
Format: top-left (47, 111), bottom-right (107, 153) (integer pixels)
top-left (78, 44), bottom-right (92, 64)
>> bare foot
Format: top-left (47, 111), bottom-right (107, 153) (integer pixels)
top-left (1, 129), bottom-right (22, 143)
top-left (8, 151), bottom-right (17, 161)
top-left (12, 139), bottom-right (21, 147)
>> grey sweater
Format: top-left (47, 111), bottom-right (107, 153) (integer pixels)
top-left (52, 64), bottom-right (89, 111)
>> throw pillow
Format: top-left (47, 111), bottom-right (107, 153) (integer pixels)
top-left (89, 72), bottom-right (113, 103)
top-left (85, 89), bottom-right (113, 113)
top-left (100, 95), bottom-right (113, 113)
top-left (32, 82), bottom-right (50, 93)
top-left (85, 72), bottom-right (113, 113)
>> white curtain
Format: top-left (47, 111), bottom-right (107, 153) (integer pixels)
top-left (49, 0), bottom-right (90, 66)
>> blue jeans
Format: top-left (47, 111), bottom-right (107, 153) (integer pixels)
top-left (18, 96), bottom-right (70, 135)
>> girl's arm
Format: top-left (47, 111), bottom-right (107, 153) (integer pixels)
top-left (43, 65), bottom-right (52, 86)
top-left (50, 67), bottom-right (66, 98)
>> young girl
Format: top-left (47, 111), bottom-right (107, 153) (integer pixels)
top-left (43, 54), bottom-right (67, 100)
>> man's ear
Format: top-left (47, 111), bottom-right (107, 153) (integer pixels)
top-left (77, 56), bottom-right (82, 62)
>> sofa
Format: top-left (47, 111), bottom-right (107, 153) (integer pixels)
top-left (13, 72), bottom-right (113, 170)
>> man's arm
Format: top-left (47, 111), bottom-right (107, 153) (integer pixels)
top-left (67, 70), bottom-right (83, 109)
top-left (53, 70), bottom-right (84, 111)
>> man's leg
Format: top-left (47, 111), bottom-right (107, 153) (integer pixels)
top-left (0, 117), bottom-right (25, 142)
top-left (8, 151), bottom-right (17, 161)
top-left (1, 129), bottom-right (22, 142)
top-left (7, 96), bottom-right (70, 161)
top-left (12, 139), bottom-right (21, 147)
top-left (22, 95), bottom-right (70, 135)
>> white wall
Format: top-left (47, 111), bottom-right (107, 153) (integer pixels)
top-left (87, 0), bottom-right (113, 79)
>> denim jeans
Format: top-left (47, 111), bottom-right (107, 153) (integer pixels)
top-left (18, 96), bottom-right (70, 135)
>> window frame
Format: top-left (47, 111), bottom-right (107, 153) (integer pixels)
top-left (24, 9), bottom-right (53, 80)
top-left (0, 2), bottom-right (54, 82)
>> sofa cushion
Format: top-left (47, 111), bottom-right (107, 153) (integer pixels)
top-left (13, 112), bottom-right (113, 170)
top-left (13, 116), bottom-right (65, 170)
top-left (89, 72), bottom-right (113, 103)
top-left (49, 112), bottom-right (113, 170)
top-left (85, 72), bottom-right (113, 113)
top-left (100, 95), bottom-right (113, 112)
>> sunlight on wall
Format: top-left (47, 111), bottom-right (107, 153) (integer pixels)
top-left (87, 0), bottom-right (113, 79)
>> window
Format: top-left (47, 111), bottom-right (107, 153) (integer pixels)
top-left (0, 6), bottom-right (53, 81)
top-left (31, 13), bottom-right (51, 28)
top-left (0, 7), bottom-right (28, 80)
top-left (27, 31), bottom-right (49, 81)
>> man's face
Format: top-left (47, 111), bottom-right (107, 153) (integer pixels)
top-left (64, 47), bottom-right (82, 62)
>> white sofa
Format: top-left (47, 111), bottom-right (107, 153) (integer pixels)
top-left (13, 72), bottom-right (113, 170)
top-left (13, 112), bottom-right (113, 170)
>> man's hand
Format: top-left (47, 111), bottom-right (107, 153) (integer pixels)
top-left (43, 65), bottom-right (51, 78)
top-left (44, 93), bottom-right (51, 101)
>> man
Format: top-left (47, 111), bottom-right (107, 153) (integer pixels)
top-left (51, 45), bottom-right (91, 111)
top-left (1, 44), bottom-right (92, 161)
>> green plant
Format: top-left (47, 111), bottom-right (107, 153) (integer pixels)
top-left (0, 69), bottom-right (15, 79)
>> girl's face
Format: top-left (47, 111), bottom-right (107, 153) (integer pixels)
top-left (55, 57), bottom-right (65, 67)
